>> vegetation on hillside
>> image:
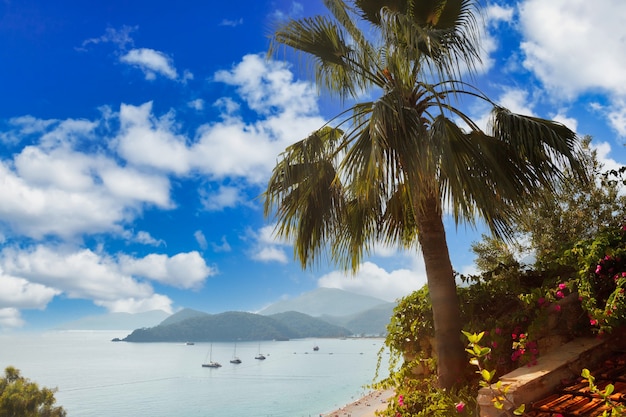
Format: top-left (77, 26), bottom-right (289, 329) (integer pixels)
top-left (0, 367), bottom-right (66, 417)
top-left (123, 310), bottom-right (351, 342)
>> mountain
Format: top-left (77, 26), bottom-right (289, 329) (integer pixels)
top-left (55, 310), bottom-right (171, 330)
top-left (122, 310), bottom-right (351, 342)
top-left (269, 311), bottom-right (352, 338)
top-left (321, 303), bottom-right (395, 336)
top-left (258, 287), bottom-right (392, 317)
top-left (158, 308), bottom-right (208, 327)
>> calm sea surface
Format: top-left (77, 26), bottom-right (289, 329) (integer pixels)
top-left (0, 331), bottom-right (389, 416)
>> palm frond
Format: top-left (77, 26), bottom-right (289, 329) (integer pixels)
top-left (264, 127), bottom-right (346, 268)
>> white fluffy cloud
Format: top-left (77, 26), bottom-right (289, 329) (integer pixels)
top-left (120, 48), bottom-right (180, 80)
top-left (118, 251), bottom-right (216, 289)
top-left (0, 273), bottom-right (59, 309)
top-left (0, 308), bottom-right (24, 329)
top-left (518, 0), bottom-right (626, 136)
top-left (317, 260), bottom-right (427, 302)
top-left (113, 55), bottom-right (325, 186)
top-left (0, 246), bottom-right (215, 317)
top-left (250, 224), bottom-right (290, 263)
top-left (0, 126), bottom-right (173, 239)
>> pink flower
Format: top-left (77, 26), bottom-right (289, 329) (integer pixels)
top-left (538, 297), bottom-right (546, 306)
top-left (398, 395), bottom-right (404, 407)
top-left (495, 327), bottom-right (502, 335)
top-left (491, 341), bottom-right (498, 348)
top-left (455, 402), bottom-right (465, 413)
top-left (556, 291), bottom-right (564, 299)
top-left (558, 283), bottom-right (567, 290)
top-left (554, 304), bottom-right (562, 312)
top-left (596, 265), bottom-right (603, 274)
top-left (590, 319), bottom-right (598, 326)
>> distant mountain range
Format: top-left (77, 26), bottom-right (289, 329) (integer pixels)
top-left (258, 287), bottom-right (391, 317)
top-left (122, 310), bottom-right (352, 342)
top-left (55, 288), bottom-right (396, 339)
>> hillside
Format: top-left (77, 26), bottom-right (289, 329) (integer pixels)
top-left (122, 310), bottom-right (351, 342)
top-left (258, 287), bottom-right (392, 317)
top-left (158, 308), bottom-right (208, 326)
top-left (269, 311), bottom-right (352, 338)
top-left (321, 303), bottom-right (395, 336)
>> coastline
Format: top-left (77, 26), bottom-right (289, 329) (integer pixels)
top-left (321, 388), bottom-right (395, 417)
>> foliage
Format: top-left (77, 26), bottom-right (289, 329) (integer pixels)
top-left (514, 137), bottom-right (626, 270)
top-left (0, 367), bottom-right (66, 417)
top-left (375, 373), bottom-right (477, 417)
top-left (562, 225), bottom-right (626, 335)
top-left (581, 368), bottom-right (626, 416)
top-left (463, 331), bottom-right (525, 416)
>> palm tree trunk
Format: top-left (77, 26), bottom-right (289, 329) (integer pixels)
top-left (417, 197), bottom-right (466, 389)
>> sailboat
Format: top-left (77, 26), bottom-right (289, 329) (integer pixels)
top-left (255, 343), bottom-right (266, 360)
top-left (201, 344), bottom-right (222, 368)
top-left (230, 343), bottom-right (242, 364)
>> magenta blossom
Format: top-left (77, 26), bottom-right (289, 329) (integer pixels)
top-left (596, 264), bottom-right (603, 274)
top-left (455, 402), bottom-right (465, 413)
top-left (554, 304), bottom-right (562, 312)
top-left (556, 291), bottom-right (564, 299)
top-left (398, 395), bottom-right (404, 407)
top-left (558, 283), bottom-right (567, 290)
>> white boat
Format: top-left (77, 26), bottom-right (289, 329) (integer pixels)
top-left (230, 343), bottom-right (242, 364)
top-left (202, 344), bottom-right (222, 368)
top-left (255, 343), bottom-right (266, 360)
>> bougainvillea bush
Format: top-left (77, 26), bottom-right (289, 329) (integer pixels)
top-left (376, 224), bottom-right (626, 416)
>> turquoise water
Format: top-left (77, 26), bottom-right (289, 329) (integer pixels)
top-left (0, 331), bottom-right (388, 416)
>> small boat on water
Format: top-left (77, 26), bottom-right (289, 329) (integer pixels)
top-left (202, 344), bottom-right (221, 368)
top-left (255, 343), bottom-right (266, 360)
top-left (186, 342), bottom-right (195, 345)
top-left (230, 343), bottom-right (242, 364)
top-left (313, 345), bottom-right (319, 351)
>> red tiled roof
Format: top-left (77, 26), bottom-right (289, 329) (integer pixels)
top-left (526, 352), bottom-right (626, 416)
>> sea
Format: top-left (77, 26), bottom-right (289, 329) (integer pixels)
top-left (0, 331), bottom-right (389, 417)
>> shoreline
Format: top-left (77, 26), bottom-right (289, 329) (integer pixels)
top-left (321, 388), bottom-right (395, 417)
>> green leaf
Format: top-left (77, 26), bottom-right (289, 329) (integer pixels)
top-left (494, 401), bottom-right (504, 410)
top-left (513, 404), bottom-right (526, 415)
top-left (479, 347), bottom-right (492, 357)
top-left (481, 369), bottom-right (495, 383)
top-left (605, 383), bottom-right (615, 396)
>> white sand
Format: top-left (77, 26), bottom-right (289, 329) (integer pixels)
top-left (321, 388), bottom-right (395, 417)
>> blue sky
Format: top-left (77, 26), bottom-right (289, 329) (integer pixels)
top-left (1, 0), bottom-right (626, 330)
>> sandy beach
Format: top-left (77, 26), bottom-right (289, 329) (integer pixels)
top-left (321, 388), bottom-right (395, 417)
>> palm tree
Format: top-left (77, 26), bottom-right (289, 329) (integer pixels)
top-left (264, 0), bottom-right (587, 388)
